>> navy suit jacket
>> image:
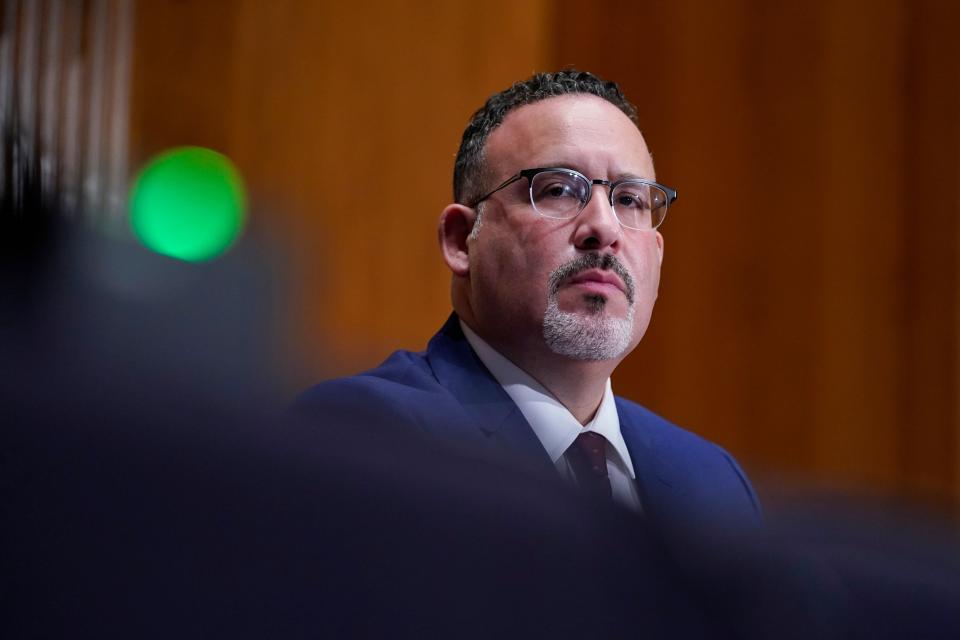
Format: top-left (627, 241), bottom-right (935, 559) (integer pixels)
top-left (297, 314), bottom-right (761, 530)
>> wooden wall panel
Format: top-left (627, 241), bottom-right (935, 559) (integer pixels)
top-left (131, 0), bottom-right (550, 379)
top-left (899, 1), bottom-right (960, 498)
top-left (130, 1), bottom-right (241, 161)
top-left (555, 0), bottom-right (960, 501)
top-left (227, 0), bottom-right (551, 378)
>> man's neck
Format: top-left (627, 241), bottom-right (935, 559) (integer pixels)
top-left (515, 349), bottom-right (615, 424)
top-left (469, 328), bottom-right (617, 425)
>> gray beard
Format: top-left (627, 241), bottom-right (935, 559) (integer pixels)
top-left (542, 296), bottom-right (635, 361)
top-left (541, 253), bottom-right (636, 361)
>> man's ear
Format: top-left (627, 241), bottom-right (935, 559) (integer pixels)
top-left (438, 203), bottom-right (476, 277)
top-left (655, 231), bottom-right (664, 266)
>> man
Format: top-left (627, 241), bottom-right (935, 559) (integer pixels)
top-left (297, 70), bottom-right (759, 528)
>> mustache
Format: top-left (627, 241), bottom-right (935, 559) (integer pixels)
top-left (548, 252), bottom-right (635, 305)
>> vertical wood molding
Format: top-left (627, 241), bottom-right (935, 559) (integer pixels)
top-left (1, 0), bottom-right (133, 224)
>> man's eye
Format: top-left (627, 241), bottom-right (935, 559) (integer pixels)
top-left (615, 192), bottom-right (649, 209)
top-left (538, 182), bottom-right (579, 199)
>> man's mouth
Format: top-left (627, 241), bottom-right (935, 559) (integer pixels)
top-left (548, 252), bottom-right (636, 305)
top-left (567, 269), bottom-right (627, 297)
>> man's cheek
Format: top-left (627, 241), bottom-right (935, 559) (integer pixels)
top-left (632, 251), bottom-right (661, 287)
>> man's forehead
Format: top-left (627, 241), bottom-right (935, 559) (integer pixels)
top-left (483, 94), bottom-right (653, 177)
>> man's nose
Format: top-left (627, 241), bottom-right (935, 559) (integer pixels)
top-left (572, 186), bottom-right (621, 251)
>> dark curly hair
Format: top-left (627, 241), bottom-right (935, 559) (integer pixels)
top-left (453, 69), bottom-right (638, 207)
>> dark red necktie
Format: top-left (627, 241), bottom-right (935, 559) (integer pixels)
top-left (567, 432), bottom-right (612, 501)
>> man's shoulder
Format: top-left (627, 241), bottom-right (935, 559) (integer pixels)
top-left (615, 395), bottom-right (728, 456)
top-left (614, 395), bottom-right (762, 524)
top-left (291, 337), bottom-right (507, 455)
top-left (295, 347), bottom-right (442, 413)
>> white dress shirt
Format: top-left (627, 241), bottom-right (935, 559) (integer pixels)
top-left (460, 321), bottom-right (642, 512)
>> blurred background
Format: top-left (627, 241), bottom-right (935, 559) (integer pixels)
top-left (3, 0), bottom-right (958, 507)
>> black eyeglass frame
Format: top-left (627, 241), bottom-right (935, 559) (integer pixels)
top-left (467, 167), bottom-right (678, 230)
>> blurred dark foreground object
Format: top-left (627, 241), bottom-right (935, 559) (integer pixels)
top-left (0, 215), bottom-right (706, 637)
top-left (3, 213), bottom-right (960, 639)
top-left (761, 494), bottom-right (960, 640)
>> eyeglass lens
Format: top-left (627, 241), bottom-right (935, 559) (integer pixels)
top-left (529, 170), bottom-right (667, 230)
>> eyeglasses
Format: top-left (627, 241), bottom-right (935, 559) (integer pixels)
top-left (468, 167), bottom-right (677, 230)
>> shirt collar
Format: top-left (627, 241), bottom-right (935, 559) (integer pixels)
top-left (459, 320), bottom-right (636, 479)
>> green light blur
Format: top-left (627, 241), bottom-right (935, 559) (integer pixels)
top-left (130, 147), bottom-right (247, 262)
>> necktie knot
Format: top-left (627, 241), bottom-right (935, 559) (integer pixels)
top-left (567, 431), bottom-right (612, 500)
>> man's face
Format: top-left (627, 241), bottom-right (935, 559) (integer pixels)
top-left (466, 94), bottom-right (663, 363)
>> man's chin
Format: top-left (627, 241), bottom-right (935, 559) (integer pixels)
top-left (556, 293), bottom-right (633, 320)
top-left (542, 297), bottom-right (636, 361)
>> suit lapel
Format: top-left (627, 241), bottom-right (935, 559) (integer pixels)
top-left (616, 397), bottom-right (681, 523)
top-left (426, 315), bottom-right (554, 473)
